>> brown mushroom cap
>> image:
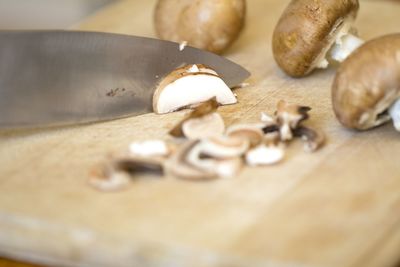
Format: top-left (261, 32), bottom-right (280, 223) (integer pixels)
top-left (272, 0), bottom-right (359, 77)
top-left (332, 34), bottom-right (400, 130)
top-left (154, 0), bottom-right (246, 54)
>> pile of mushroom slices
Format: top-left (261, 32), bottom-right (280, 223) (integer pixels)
top-left (89, 98), bottom-right (324, 192)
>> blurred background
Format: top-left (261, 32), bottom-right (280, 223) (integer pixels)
top-left (0, 0), bottom-right (113, 29)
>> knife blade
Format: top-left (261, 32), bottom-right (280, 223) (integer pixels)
top-left (0, 30), bottom-right (250, 129)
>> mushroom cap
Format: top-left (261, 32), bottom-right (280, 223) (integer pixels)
top-left (272, 0), bottom-right (359, 77)
top-left (332, 34), bottom-right (400, 130)
top-left (154, 0), bottom-right (246, 54)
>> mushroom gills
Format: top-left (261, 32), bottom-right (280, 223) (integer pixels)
top-left (314, 19), bottom-right (364, 70)
top-left (358, 90), bottom-right (399, 129)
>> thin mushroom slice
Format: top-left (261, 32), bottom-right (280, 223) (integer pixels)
top-left (88, 156), bottom-right (164, 192)
top-left (165, 140), bottom-right (217, 180)
top-left (226, 123), bottom-right (265, 148)
top-left (88, 162), bottom-right (132, 192)
top-left (129, 140), bottom-right (172, 157)
top-left (186, 140), bottom-right (243, 178)
top-left (153, 64), bottom-right (237, 114)
top-left (182, 112), bottom-right (225, 140)
top-left (293, 126), bottom-right (325, 152)
top-left (200, 135), bottom-right (249, 159)
top-left (245, 144), bottom-right (285, 166)
top-left (169, 97), bottom-right (219, 137)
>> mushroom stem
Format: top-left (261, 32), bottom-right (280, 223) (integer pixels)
top-left (389, 98), bottom-right (400, 132)
top-left (330, 33), bottom-right (364, 63)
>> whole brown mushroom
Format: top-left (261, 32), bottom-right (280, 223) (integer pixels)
top-left (332, 33), bottom-right (400, 131)
top-left (273, 0), bottom-right (364, 77)
top-left (154, 0), bottom-right (246, 54)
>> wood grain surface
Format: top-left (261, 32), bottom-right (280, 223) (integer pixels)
top-left (1, 0), bottom-right (400, 267)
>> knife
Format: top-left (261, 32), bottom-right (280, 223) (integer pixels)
top-left (0, 30), bottom-right (250, 129)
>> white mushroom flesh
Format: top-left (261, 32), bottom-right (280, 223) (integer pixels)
top-left (182, 112), bottom-right (225, 139)
top-left (186, 141), bottom-right (243, 178)
top-left (187, 64), bottom-right (200, 73)
top-left (155, 74), bottom-right (237, 114)
top-left (200, 136), bottom-right (249, 158)
top-left (260, 112), bottom-right (275, 123)
top-left (129, 140), bottom-right (170, 157)
top-left (312, 19), bottom-right (364, 69)
top-left (389, 98), bottom-right (400, 132)
top-left (246, 145), bottom-right (284, 166)
top-left (330, 33), bottom-right (364, 62)
top-left (89, 170), bottom-right (131, 192)
top-left (179, 41), bottom-right (188, 51)
top-left (215, 158), bottom-right (243, 178)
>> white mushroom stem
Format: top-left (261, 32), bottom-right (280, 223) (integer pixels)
top-left (330, 33), bottom-right (364, 63)
top-left (389, 98), bottom-right (400, 132)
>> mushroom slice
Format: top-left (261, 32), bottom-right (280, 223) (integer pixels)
top-left (332, 34), bottom-right (400, 130)
top-left (129, 140), bottom-right (172, 157)
top-left (186, 140), bottom-right (243, 178)
top-left (214, 158), bottom-right (243, 178)
top-left (272, 0), bottom-right (361, 77)
top-left (169, 97), bottom-right (219, 137)
top-left (200, 135), bottom-right (249, 158)
top-left (275, 100), bottom-right (311, 141)
top-left (226, 123), bottom-right (265, 148)
top-left (165, 140), bottom-right (217, 180)
top-left (88, 156), bottom-right (164, 192)
top-left (153, 64), bottom-right (237, 114)
top-left (293, 126), bottom-right (325, 152)
top-left (182, 112), bottom-right (225, 139)
top-left (88, 162), bottom-right (132, 192)
top-left (245, 145), bottom-right (285, 166)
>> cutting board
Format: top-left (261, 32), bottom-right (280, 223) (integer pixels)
top-left (1, 1), bottom-right (400, 267)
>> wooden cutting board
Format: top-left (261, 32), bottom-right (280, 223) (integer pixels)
top-left (1, 1), bottom-right (400, 267)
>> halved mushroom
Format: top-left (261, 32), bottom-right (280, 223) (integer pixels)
top-left (332, 34), bottom-right (400, 131)
top-left (153, 64), bottom-right (237, 114)
top-left (273, 0), bottom-right (363, 77)
top-left (245, 144), bottom-right (285, 166)
top-left (154, 0), bottom-right (246, 54)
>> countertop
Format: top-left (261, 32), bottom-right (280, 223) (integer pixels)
top-left (1, 0), bottom-right (400, 267)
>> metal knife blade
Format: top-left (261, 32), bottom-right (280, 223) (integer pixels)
top-left (0, 30), bottom-right (250, 129)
